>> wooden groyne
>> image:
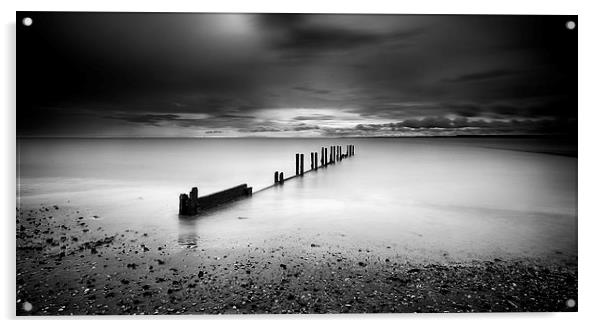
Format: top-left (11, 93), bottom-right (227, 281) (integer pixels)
top-left (179, 184), bottom-right (252, 215)
top-left (179, 144), bottom-right (356, 215)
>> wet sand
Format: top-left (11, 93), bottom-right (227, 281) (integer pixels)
top-left (16, 205), bottom-right (577, 315)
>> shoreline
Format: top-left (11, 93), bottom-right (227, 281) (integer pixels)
top-left (16, 205), bottom-right (577, 315)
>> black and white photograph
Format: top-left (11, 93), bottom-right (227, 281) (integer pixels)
top-left (15, 11), bottom-right (577, 315)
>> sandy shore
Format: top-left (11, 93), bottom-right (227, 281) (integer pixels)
top-left (16, 205), bottom-right (577, 315)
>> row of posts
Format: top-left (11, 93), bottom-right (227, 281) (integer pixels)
top-left (274, 144), bottom-right (356, 185)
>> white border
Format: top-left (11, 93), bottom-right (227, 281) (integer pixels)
top-left (2, 1), bottom-right (600, 327)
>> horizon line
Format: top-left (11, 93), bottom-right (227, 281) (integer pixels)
top-left (16, 134), bottom-right (573, 139)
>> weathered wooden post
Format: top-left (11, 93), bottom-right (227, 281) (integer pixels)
top-left (300, 154), bottom-right (304, 175)
top-left (274, 171), bottom-right (279, 184)
top-left (296, 153), bottom-right (300, 176)
top-left (331, 146), bottom-right (335, 163)
top-left (314, 152), bottom-right (318, 170)
top-left (279, 172), bottom-right (284, 184)
top-left (320, 148), bottom-right (323, 166)
top-left (311, 152), bottom-right (315, 170)
top-left (189, 187), bottom-right (198, 214)
top-left (179, 194), bottom-right (189, 215)
top-left (178, 187), bottom-right (198, 215)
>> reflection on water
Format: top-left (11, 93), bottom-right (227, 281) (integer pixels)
top-left (177, 218), bottom-right (199, 247)
top-left (17, 137), bottom-right (577, 262)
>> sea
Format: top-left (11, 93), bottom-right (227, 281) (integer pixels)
top-left (16, 137), bottom-right (577, 263)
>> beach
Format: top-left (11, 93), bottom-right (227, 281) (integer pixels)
top-left (16, 137), bottom-right (578, 314)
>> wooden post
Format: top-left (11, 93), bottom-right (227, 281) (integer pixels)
top-left (189, 187), bottom-right (198, 214)
top-left (331, 146), bottom-right (335, 163)
top-left (319, 148), bottom-right (322, 166)
top-left (325, 147), bottom-right (328, 166)
top-left (190, 187), bottom-right (199, 210)
top-left (314, 152), bottom-right (318, 170)
top-left (332, 146), bottom-right (337, 163)
top-left (320, 148), bottom-right (323, 166)
top-left (279, 172), bottom-right (284, 184)
top-left (300, 154), bottom-right (304, 175)
top-left (296, 153), bottom-right (300, 176)
top-left (179, 194), bottom-right (189, 215)
top-left (274, 171), bottom-right (279, 184)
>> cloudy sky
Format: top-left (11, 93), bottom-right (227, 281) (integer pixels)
top-left (18, 13), bottom-right (576, 137)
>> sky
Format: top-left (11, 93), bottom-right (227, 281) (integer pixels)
top-left (17, 13), bottom-right (577, 137)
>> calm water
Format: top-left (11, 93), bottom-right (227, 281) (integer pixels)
top-left (17, 138), bottom-right (577, 262)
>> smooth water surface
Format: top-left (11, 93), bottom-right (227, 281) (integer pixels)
top-left (17, 138), bottom-right (577, 262)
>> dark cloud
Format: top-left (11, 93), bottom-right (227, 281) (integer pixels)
top-left (345, 117), bottom-right (568, 136)
top-left (293, 86), bottom-right (332, 94)
top-left (239, 126), bottom-right (282, 133)
top-left (444, 103), bottom-right (483, 117)
top-left (442, 69), bottom-right (519, 83)
top-left (272, 25), bottom-right (423, 54)
top-left (293, 115), bottom-right (337, 121)
top-left (290, 124), bottom-right (320, 131)
top-left (257, 14), bottom-right (426, 59)
top-left (105, 114), bottom-right (181, 126)
top-left (215, 114), bottom-right (257, 119)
